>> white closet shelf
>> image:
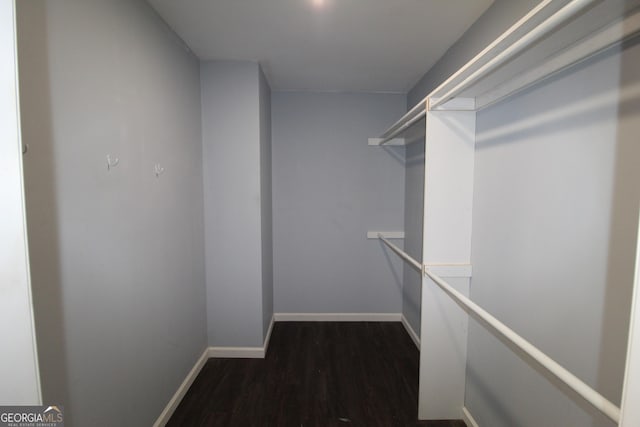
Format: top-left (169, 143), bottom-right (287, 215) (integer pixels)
top-left (378, 0), bottom-right (640, 138)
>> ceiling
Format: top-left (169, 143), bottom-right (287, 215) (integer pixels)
top-left (147, 0), bottom-right (493, 92)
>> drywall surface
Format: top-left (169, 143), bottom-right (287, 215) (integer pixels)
top-left (0, 0), bottom-right (41, 405)
top-left (466, 42), bottom-right (640, 426)
top-left (259, 67), bottom-right (274, 338)
top-left (407, 0), bottom-right (539, 106)
top-left (17, 0), bottom-right (206, 425)
top-left (402, 133), bottom-right (425, 336)
top-left (272, 92), bottom-right (406, 314)
top-left (201, 61), bottom-right (266, 347)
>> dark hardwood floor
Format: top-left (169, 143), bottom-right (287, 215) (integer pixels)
top-left (168, 322), bottom-right (466, 427)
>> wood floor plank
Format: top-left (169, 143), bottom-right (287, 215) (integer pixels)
top-left (167, 322), bottom-right (466, 427)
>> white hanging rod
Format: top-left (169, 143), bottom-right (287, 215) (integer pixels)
top-left (378, 234), bottom-right (422, 272)
top-left (376, 0), bottom-right (593, 139)
top-left (475, 6), bottom-right (640, 111)
top-left (423, 268), bottom-right (621, 423)
top-left (424, 0), bottom-right (555, 110)
top-left (429, 0), bottom-right (597, 110)
top-left (378, 107), bottom-right (426, 146)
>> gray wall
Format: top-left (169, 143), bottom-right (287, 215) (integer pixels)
top-left (407, 1), bottom-right (640, 425)
top-left (201, 61), bottom-right (272, 347)
top-left (16, 0), bottom-right (206, 425)
top-left (259, 67), bottom-right (274, 338)
top-left (271, 92), bottom-right (406, 314)
top-left (466, 42), bottom-right (640, 427)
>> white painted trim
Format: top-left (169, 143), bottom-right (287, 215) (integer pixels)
top-left (1, 0), bottom-right (42, 405)
top-left (208, 346), bottom-right (265, 358)
top-left (153, 348), bottom-right (209, 427)
top-left (401, 315), bottom-right (420, 349)
top-left (368, 137), bottom-right (405, 146)
top-left (263, 316), bottom-right (275, 357)
top-left (367, 231), bottom-right (405, 239)
top-left (425, 263), bottom-right (472, 278)
top-left (208, 316), bottom-right (275, 359)
top-left (463, 406), bottom-right (480, 427)
top-left (274, 313), bottom-right (402, 322)
top-left (154, 317), bottom-right (276, 424)
top-left (419, 110), bottom-right (474, 419)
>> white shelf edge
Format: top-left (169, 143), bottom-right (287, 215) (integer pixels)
top-left (367, 231), bottom-right (405, 239)
top-left (368, 137), bottom-right (406, 146)
top-left (428, 97), bottom-right (476, 111)
top-left (424, 264), bottom-right (472, 278)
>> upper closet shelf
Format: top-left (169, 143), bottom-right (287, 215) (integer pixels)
top-left (379, 0), bottom-right (640, 142)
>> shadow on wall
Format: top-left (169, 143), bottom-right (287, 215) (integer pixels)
top-left (597, 35), bottom-right (640, 415)
top-left (466, 39), bottom-right (639, 427)
top-left (465, 350), bottom-right (523, 427)
top-left (402, 135), bottom-right (424, 334)
top-left (475, 46), bottom-right (640, 151)
top-left (378, 144), bottom-right (406, 166)
top-left (466, 305), bottom-right (616, 425)
top-left (17, 0), bottom-right (71, 421)
top-left (380, 242), bottom-right (403, 294)
top-left (401, 271), bottom-right (421, 321)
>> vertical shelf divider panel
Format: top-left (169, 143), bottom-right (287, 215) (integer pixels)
top-left (418, 108), bottom-right (476, 420)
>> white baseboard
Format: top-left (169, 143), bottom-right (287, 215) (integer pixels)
top-left (208, 346), bottom-right (265, 358)
top-left (153, 348), bottom-right (209, 427)
top-left (263, 315), bottom-right (275, 356)
top-left (401, 314), bottom-right (420, 349)
top-left (154, 317), bottom-right (276, 425)
top-left (463, 406), bottom-right (480, 427)
top-left (209, 315), bottom-right (275, 359)
top-left (273, 313), bottom-right (402, 322)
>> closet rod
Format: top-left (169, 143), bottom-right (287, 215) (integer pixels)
top-left (377, 0), bottom-right (593, 139)
top-left (378, 110), bottom-right (426, 145)
top-left (378, 234), bottom-right (422, 272)
top-left (424, 268), bottom-right (621, 423)
top-left (429, 0), bottom-right (596, 110)
top-left (475, 7), bottom-right (640, 111)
